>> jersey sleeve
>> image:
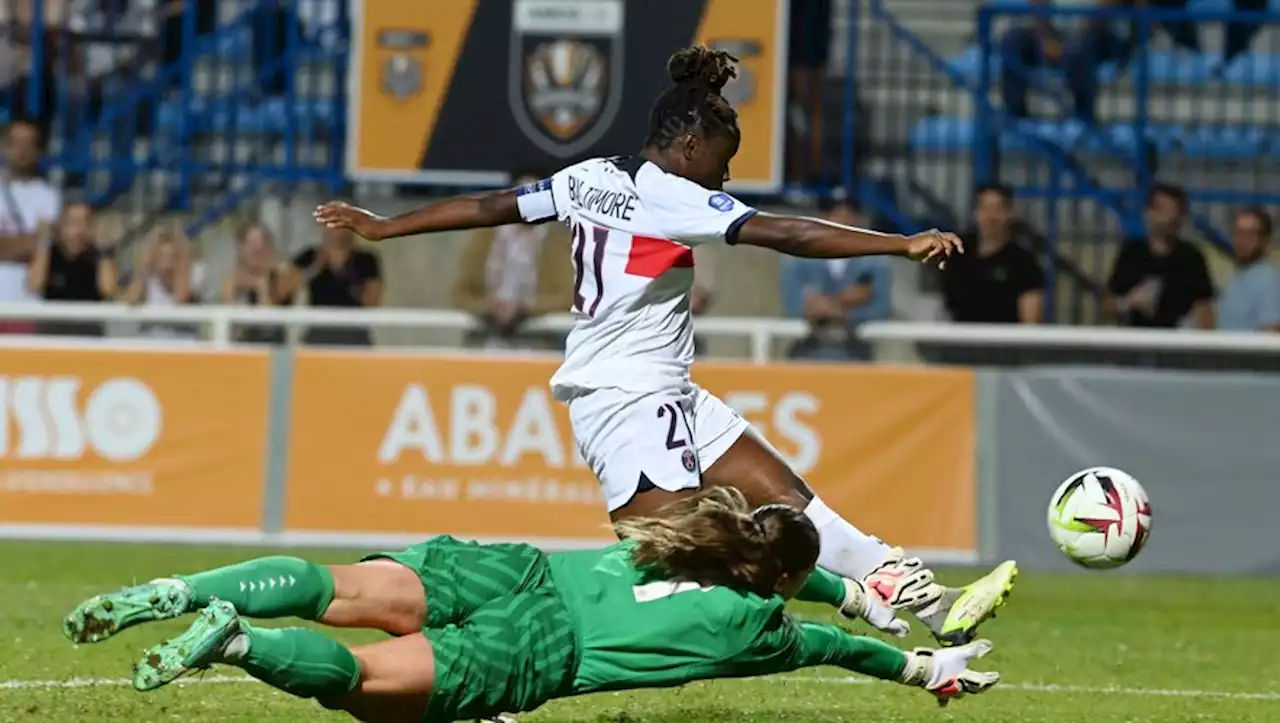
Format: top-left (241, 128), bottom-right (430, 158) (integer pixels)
top-left (753, 617), bottom-right (907, 681)
top-left (642, 174), bottom-right (758, 247)
top-left (515, 173), bottom-right (569, 225)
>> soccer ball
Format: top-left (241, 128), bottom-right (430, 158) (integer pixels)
top-left (1047, 467), bottom-right (1152, 569)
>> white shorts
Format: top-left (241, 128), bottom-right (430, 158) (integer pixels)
top-left (567, 384), bottom-right (751, 512)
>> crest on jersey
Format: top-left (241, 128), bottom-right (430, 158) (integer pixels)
top-left (378, 29), bottom-right (430, 101)
top-left (681, 448), bottom-right (697, 473)
top-left (510, 0), bottom-right (625, 158)
top-left (708, 38), bottom-right (762, 108)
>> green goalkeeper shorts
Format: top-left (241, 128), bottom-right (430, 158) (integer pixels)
top-left (363, 536), bottom-right (578, 721)
top-left (363, 535), bottom-right (553, 628)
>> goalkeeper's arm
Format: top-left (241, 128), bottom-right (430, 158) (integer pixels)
top-left (772, 620), bottom-right (1001, 702)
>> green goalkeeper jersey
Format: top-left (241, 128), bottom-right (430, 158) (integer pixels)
top-left (547, 542), bottom-right (907, 696)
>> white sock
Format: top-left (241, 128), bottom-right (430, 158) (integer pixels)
top-left (803, 495), bottom-right (892, 580)
top-left (221, 632), bottom-right (250, 660)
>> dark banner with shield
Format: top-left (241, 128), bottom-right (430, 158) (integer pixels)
top-left (347, 0), bottom-right (788, 192)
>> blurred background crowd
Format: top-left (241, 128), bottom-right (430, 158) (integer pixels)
top-left (2, 0), bottom-right (1278, 366)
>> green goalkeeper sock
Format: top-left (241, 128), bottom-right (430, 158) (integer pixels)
top-left (220, 625), bottom-right (361, 699)
top-left (795, 567), bottom-right (849, 608)
top-left (179, 556), bottom-right (335, 620)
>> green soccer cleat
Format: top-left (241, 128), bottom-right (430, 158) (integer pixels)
top-left (63, 578), bottom-right (193, 644)
top-left (132, 599), bottom-right (242, 692)
top-left (922, 561), bottom-right (1018, 647)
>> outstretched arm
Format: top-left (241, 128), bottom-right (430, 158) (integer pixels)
top-left (736, 214), bottom-right (963, 267)
top-left (783, 621), bottom-right (908, 679)
top-left (773, 621), bottom-right (1000, 703)
top-left (313, 189), bottom-right (523, 242)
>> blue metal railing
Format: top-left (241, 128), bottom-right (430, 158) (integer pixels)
top-left (973, 2), bottom-right (1280, 252)
top-left (6, 0), bottom-right (348, 243)
top-left (864, 0), bottom-right (1280, 319)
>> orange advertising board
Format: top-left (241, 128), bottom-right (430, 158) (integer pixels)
top-left (284, 354), bottom-right (975, 552)
top-left (0, 348), bottom-right (270, 530)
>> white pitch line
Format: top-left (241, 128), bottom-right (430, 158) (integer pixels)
top-left (2, 674), bottom-right (1277, 702)
top-left (782, 676), bottom-right (1280, 702)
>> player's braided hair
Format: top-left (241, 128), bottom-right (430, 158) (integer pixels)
top-left (643, 46), bottom-right (741, 149)
top-left (615, 487), bottom-right (819, 598)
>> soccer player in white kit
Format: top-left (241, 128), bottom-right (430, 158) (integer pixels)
top-left (316, 46), bottom-right (1017, 646)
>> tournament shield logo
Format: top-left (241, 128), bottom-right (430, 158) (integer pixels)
top-left (378, 29), bottom-right (430, 101)
top-left (510, 0), bottom-right (625, 158)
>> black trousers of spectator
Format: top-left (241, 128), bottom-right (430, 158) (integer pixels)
top-left (304, 327), bottom-right (373, 346)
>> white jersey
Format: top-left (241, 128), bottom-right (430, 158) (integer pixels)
top-left (516, 156), bottom-right (757, 398)
top-left (0, 176), bottom-right (61, 303)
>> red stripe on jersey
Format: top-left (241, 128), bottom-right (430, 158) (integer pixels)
top-left (624, 235), bottom-right (694, 278)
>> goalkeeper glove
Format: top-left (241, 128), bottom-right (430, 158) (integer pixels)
top-left (898, 639), bottom-right (1000, 706)
top-left (861, 547), bottom-right (943, 610)
top-left (838, 577), bottom-right (910, 638)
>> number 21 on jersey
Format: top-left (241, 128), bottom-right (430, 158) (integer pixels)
top-left (571, 221), bottom-right (608, 316)
top-left (633, 580), bottom-right (717, 603)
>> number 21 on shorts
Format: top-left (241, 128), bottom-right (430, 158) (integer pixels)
top-left (657, 401), bottom-right (699, 474)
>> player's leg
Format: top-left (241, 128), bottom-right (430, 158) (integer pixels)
top-left (132, 600), bottom-right (432, 723)
top-left (63, 554), bottom-right (423, 642)
top-left (65, 535), bottom-right (546, 643)
top-left (688, 386), bottom-right (1017, 646)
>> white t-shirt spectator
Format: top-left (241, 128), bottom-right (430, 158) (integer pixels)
top-left (0, 175), bottom-right (62, 303)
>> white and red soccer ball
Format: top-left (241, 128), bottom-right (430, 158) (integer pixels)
top-left (1047, 467), bottom-right (1152, 569)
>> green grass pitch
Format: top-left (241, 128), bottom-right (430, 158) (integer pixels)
top-left (2, 541), bottom-right (1277, 722)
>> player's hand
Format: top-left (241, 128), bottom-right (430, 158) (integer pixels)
top-left (862, 550), bottom-right (940, 610)
top-left (905, 229), bottom-right (963, 269)
top-left (839, 578), bottom-right (910, 638)
top-left (900, 639), bottom-right (1000, 706)
top-left (313, 202), bottom-right (388, 241)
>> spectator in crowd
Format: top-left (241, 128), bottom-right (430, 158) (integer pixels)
top-left (0, 118), bottom-right (60, 333)
top-left (782, 198), bottom-right (892, 360)
top-left (1217, 206), bottom-right (1280, 332)
top-left (941, 183), bottom-right (1044, 324)
top-left (453, 169), bottom-right (572, 350)
top-left (122, 227), bottom-right (202, 338)
top-left (1105, 183), bottom-right (1214, 329)
top-left (283, 223), bottom-right (382, 346)
top-left (786, 0), bottom-right (832, 185)
top-left (27, 200), bottom-right (115, 336)
top-left (1000, 0), bottom-right (1267, 122)
top-left (220, 222), bottom-right (287, 344)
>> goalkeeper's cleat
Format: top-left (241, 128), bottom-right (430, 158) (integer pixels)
top-left (918, 561), bottom-right (1018, 647)
top-left (132, 599), bottom-right (242, 692)
top-left (899, 639), bottom-right (1000, 706)
top-left (63, 578), bottom-right (193, 644)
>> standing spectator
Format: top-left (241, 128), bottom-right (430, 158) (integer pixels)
top-left (0, 118), bottom-right (60, 333)
top-left (219, 222), bottom-right (287, 344)
top-left (785, 0), bottom-right (833, 185)
top-left (941, 184), bottom-right (1045, 324)
top-left (1105, 183), bottom-right (1214, 329)
top-left (27, 200), bottom-right (116, 336)
top-left (1217, 207), bottom-right (1280, 332)
top-left (453, 169), bottom-right (572, 350)
top-left (122, 227), bottom-right (200, 338)
top-left (781, 198), bottom-right (892, 361)
top-left (282, 224), bottom-right (382, 346)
